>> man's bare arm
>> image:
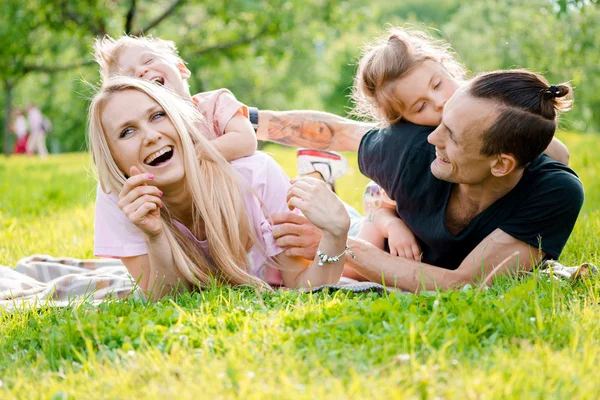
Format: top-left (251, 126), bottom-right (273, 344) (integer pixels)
top-left (256, 110), bottom-right (374, 152)
top-left (347, 228), bottom-right (545, 292)
top-left (271, 211), bottom-right (544, 291)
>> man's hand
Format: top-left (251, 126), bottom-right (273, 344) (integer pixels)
top-left (271, 211), bottom-right (323, 260)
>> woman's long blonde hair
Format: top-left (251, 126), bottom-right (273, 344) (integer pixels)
top-left (88, 77), bottom-right (266, 290)
top-left (351, 26), bottom-right (467, 126)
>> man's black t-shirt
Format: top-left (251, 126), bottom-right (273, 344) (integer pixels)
top-left (358, 121), bottom-right (584, 270)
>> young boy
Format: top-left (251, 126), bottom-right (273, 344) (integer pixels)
top-left (94, 35), bottom-right (257, 161)
top-left (95, 35), bottom-right (355, 187)
top-left (93, 34), bottom-right (359, 246)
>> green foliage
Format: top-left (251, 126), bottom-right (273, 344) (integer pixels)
top-left (0, 134), bottom-right (599, 397)
top-left (443, 0), bottom-right (600, 132)
top-left (0, 0), bottom-right (369, 154)
top-left (1, 0), bottom-right (599, 154)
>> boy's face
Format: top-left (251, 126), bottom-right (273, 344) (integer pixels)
top-left (114, 45), bottom-right (192, 99)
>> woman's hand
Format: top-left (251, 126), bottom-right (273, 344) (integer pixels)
top-left (286, 177), bottom-right (350, 237)
top-left (117, 166), bottom-right (164, 238)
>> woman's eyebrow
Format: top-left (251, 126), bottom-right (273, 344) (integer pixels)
top-left (113, 105), bottom-right (160, 134)
top-left (147, 105), bottom-right (162, 115)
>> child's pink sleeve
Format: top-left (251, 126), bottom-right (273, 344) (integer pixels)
top-left (193, 89), bottom-right (249, 138)
top-left (94, 185), bottom-right (148, 258)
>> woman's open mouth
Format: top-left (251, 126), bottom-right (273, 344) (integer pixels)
top-left (144, 145), bottom-right (174, 167)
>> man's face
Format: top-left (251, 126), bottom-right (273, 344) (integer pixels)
top-left (427, 89), bottom-right (499, 184)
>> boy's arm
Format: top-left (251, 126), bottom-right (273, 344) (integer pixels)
top-left (256, 109), bottom-right (374, 152)
top-left (543, 137), bottom-right (570, 165)
top-left (211, 113), bottom-right (258, 161)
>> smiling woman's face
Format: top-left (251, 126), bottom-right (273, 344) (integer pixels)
top-left (392, 60), bottom-right (460, 127)
top-left (101, 89), bottom-right (185, 187)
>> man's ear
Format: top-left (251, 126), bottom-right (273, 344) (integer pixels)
top-left (490, 153), bottom-right (518, 177)
top-left (178, 63), bottom-right (191, 79)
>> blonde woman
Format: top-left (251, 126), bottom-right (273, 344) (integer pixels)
top-left (89, 77), bottom-right (351, 300)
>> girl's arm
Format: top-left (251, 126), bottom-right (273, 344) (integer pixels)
top-left (211, 113), bottom-right (258, 161)
top-left (543, 137), bottom-right (570, 165)
top-left (369, 188), bottom-right (421, 260)
top-left (376, 208), bottom-right (421, 261)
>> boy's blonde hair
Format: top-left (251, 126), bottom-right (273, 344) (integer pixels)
top-left (88, 76), bottom-right (268, 291)
top-left (351, 26), bottom-right (467, 126)
top-left (94, 35), bottom-right (186, 81)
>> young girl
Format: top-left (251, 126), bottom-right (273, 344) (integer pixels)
top-left (350, 27), bottom-right (570, 264)
top-left (89, 77), bottom-right (351, 299)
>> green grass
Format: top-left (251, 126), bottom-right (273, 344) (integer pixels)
top-left (0, 135), bottom-right (599, 399)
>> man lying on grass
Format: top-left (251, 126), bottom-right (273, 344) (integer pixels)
top-left (259, 69), bottom-right (584, 291)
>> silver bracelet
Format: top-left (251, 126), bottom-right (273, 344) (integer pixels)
top-left (317, 245), bottom-right (355, 267)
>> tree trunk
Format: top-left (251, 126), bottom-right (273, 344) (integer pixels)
top-left (3, 79), bottom-right (13, 156)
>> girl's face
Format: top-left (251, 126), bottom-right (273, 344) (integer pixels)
top-left (101, 89), bottom-right (185, 188)
top-left (114, 45), bottom-right (192, 98)
top-left (392, 60), bottom-right (459, 126)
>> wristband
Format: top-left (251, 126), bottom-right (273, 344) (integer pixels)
top-left (248, 106), bottom-right (259, 133)
top-left (317, 245), bottom-right (355, 267)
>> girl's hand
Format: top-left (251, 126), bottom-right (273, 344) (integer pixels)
top-left (286, 177), bottom-right (350, 238)
top-left (385, 219), bottom-right (422, 261)
top-left (117, 166), bottom-right (164, 238)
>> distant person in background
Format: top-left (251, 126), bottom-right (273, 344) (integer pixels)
top-left (11, 108), bottom-right (29, 155)
top-left (26, 103), bottom-right (49, 157)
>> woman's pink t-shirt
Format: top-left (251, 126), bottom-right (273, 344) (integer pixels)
top-left (94, 152), bottom-right (291, 285)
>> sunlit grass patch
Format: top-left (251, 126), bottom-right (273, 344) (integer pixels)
top-left (0, 133), bottom-right (598, 398)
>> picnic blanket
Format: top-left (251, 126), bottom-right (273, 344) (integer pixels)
top-left (539, 260), bottom-right (598, 281)
top-left (0, 255), bottom-right (143, 311)
top-left (0, 255), bottom-right (392, 311)
top-left (0, 255), bottom-right (596, 311)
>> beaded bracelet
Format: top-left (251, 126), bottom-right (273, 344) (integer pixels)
top-left (317, 245), bottom-right (355, 267)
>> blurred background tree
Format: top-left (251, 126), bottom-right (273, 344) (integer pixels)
top-left (0, 0), bottom-right (598, 155)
